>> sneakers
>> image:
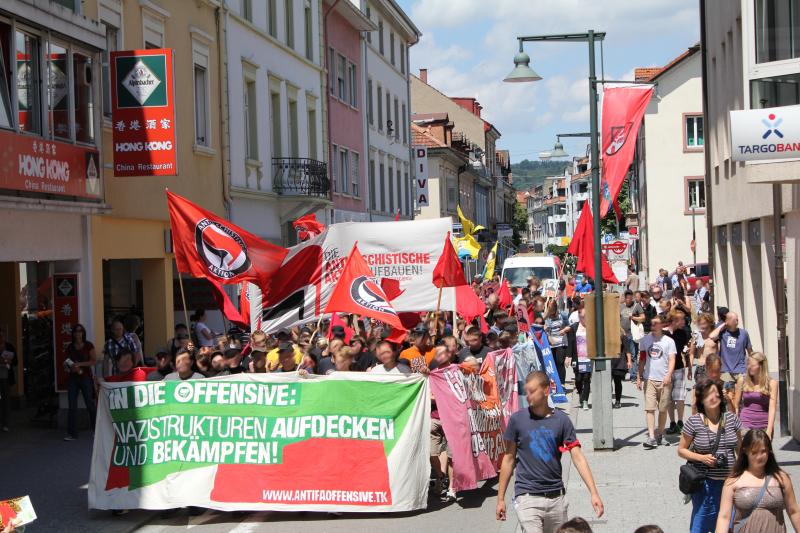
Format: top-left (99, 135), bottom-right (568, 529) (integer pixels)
top-left (665, 422), bottom-right (679, 435)
top-left (643, 437), bottom-right (658, 449)
top-left (441, 490), bottom-right (457, 503)
top-left (677, 420), bottom-right (685, 434)
top-left (581, 401), bottom-right (589, 411)
top-left (612, 401), bottom-right (621, 409)
top-left (656, 433), bottom-right (670, 447)
top-left (64, 435), bottom-right (77, 441)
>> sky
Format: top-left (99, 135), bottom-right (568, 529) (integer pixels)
top-left (396, 0), bottom-right (700, 166)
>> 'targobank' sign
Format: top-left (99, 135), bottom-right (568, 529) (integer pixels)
top-left (730, 105), bottom-right (800, 162)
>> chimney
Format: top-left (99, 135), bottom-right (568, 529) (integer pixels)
top-left (419, 68), bottom-right (428, 83)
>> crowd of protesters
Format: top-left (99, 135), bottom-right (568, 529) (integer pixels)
top-left (43, 258), bottom-right (800, 532)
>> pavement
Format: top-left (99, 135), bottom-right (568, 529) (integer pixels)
top-left (1, 372), bottom-right (798, 533)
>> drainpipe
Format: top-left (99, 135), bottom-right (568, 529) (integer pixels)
top-left (699, 0), bottom-right (714, 310)
top-left (405, 42), bottom-right (414, 220)
top-left (323, 0), bottom-right (342, 218)
top-left (216, 4), bottom-right (232, 217)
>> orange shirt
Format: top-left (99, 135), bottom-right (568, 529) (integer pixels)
top-left (400, 346), bottom-right (436, 373)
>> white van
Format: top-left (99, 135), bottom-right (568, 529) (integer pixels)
top-left (501, 254), bottom-right (561, 288)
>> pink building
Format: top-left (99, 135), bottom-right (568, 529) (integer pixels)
top-left (325, 1), bottom-right (375, 222)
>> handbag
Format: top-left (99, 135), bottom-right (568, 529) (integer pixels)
top-left (631, 321), bottom-right (645, 342)
top-left (678, 415), bottom-right (723, 495)
top-left (731, 475), bottom-right (771, 533)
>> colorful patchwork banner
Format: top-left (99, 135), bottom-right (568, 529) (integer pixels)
top-left (89, 373), bottom-right (429, 512)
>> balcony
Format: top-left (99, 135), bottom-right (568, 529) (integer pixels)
top-left (548, 214), bottom-right (568, 224)
top-left (272, 158), bottom-right (329, 198)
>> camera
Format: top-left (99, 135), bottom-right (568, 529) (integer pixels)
top-left (714, 453), bottom-right (727, 468)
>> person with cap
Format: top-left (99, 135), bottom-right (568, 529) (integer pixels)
top-left (146, 351), bottom-right (174, 381)
top-left (273, 342), bottom-right (302, 373)
top-left (266, 331), bottom-right (303, 371)
top-left (400, 325), bottom-right (436, 373)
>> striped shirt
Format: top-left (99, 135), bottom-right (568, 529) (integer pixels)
top-left (682, 412), bottom-right (741, 479)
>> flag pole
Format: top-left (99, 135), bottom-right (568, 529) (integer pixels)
top-left (176, 271), bottom-right (191, 333)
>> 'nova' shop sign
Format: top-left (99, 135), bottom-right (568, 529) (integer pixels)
top-left (730, 105), bottom-right (800, 162)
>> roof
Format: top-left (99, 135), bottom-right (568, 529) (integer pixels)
top-left (635, 43), bottom-right (701, 82)
top-left (411, 122), bottom-right (447, 148)
top-left (634, 68), bottom-right (661, 82)
top-left (411, 112), bottom-right (449, 123)
top-left (516, 190), bottom-right (531, 204)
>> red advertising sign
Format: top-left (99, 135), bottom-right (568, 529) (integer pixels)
top-left (53, 274), bottom-right (79, 392)
top-left (0, 130), bottom-right (101, 199)
top-left (110, 49), bottom-right (177, 177)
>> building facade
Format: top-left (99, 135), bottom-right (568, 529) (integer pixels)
top-left (635, 45), bottom-right (708, 281)
top-left (703, 0), bottom-right (800, 438)
top-left (225, 0), bottom-right (330, 245)
top-left (362, 0), bottom-right (419, 222)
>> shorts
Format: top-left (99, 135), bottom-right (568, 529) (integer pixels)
top-left (430, 418), bottom-right (449, 456)
top-left (644, 379), bottom-right (672, 412)
top-left (513, 493), bottom-right (568, 533)
top-left (671, 368), bottom-right (686, 402)
top-left (721, 372), bottom-right (741, 391)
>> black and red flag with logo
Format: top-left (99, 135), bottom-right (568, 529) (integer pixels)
top-left (324, 243), bottom-right (403, 330)
top-left (166, 190), bottom-right (288, 290)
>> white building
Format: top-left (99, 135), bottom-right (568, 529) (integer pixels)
top-left (224, 0), bottom-right (330, 245)
top-left (702, 0), bottom-right (800, 438)
top-left (362, 0), bottom-right (420, 221)
top-left (635, 45), bottom-right (708, 280)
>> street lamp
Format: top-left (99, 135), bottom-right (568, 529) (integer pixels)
top-left (503, 30), bottom-right (613, 450)
top-left (549, 139), bottom-right (569, 158)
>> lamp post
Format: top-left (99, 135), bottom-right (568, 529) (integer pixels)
top-left (504, 30), bottom-right (614, 449)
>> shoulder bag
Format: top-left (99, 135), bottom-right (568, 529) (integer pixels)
top-left (631, 320), bottom-right (645, 342)
top-left (679, 416), bottom-right (723, 495)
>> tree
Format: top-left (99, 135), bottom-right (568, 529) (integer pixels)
top-left (600, 176), bottom-right (632, 235)
top-left (512, 202), bottom-right (527, 248)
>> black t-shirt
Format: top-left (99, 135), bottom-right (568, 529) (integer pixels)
top-left (353, 350), bottom-right (376, 371)
top-left (503, 408), bottom-right (578, 497)
top-left (316, 356), bottom-right (335, 375)
top-left (666, 328), bottom-right (690, 370)
top-left (457, 344), bottom-right (490, 364)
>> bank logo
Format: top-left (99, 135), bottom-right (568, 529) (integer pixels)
top-left (762, 113), bottom-right (784, 139)
top-left (349, 276), bottom-right (397, 317)
top-left (122, 60), bottom-right (162, 105)
top-left (194, 219), bottom-right (251, 279)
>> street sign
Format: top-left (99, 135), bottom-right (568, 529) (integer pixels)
top-left (601, 240), bottom-right (629, 260)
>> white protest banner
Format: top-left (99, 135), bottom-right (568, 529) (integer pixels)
top-left (256, 218), bottom-right (455, 332)
top-left (89, 373), bottom-right (430, 512)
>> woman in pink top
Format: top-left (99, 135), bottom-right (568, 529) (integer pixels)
top-left (733, 352), bottom-right (778, 439)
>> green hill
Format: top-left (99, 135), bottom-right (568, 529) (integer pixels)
top-left (511, 160), bottom-right (571, 191)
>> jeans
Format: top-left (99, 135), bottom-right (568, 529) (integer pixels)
top-left (575, 372), bottom-right (591, 403)
top-left (552, 346), bottom-right (567, 385)
top-left (627, 335), bottom-right (639, 379)
top-left (67, 378), bottom-right (96, 438)
top-left (690, 478), bottom-right (724, 533)
top-left (612, 370), bottom-right (626, 403)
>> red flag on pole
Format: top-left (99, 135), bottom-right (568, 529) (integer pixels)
top-left (207, 277), bottom-right (247, 328)
top-left (239, 283), bottom-right (251, 330)
top-left (323, 243), bottom-right (404, 330)
top-left (432, 232), bottom-right (467, 288)
top-left (167, 191), bottom-right (287, 288)
top-left (292, 213), bottom-right (325, 241)
top-left (327, 313), bottom-right (355, 344)
top-left (570, 203), bottom-right (619, 284)
top-left (599, 86), bottom-right (653, 217)
top-left (497, 280), bottom-right (513, 309)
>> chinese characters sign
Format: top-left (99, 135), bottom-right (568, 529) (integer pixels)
top-left (53, 274), bottom-right (79, 392)
top-left (110, 49), bottom-right (177, 177)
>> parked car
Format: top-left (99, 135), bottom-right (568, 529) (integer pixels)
top-left (686, 262), bottom-right (710, 294)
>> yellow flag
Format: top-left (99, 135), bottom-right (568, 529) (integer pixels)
top-left (483, 241), bottom-right (498, 279)
top-left (457, 205), bottom-right (485, 236)
top-left (455, 234), bottom-right (481, 259)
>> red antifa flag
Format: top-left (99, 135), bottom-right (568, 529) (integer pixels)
top-left (167, 191), bottom-right (287, 288)
top-left (292, 213), bottom-right (325, 241)
top-left (432, 232), bottom-right (467, 288)
top-left (323, 243), bottom-right (404, 330)
top-left (599, 86), bottom-right (653, 217)
top-left (568, 203), bottom-right (618, 284)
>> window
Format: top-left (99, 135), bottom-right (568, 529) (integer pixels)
top-left (16, 31), bottom-right (41, 134)
top-left (686, 178), bottom-right (706, 212)
top-left (393, 97), bottom-right (399, 140)
top-left (101, 24), bottom-right (118, 117)
top-left (304, 1), bottom-right (313, 61)
top-left (288, 98), bottom-right (299, 157)
top-left (366, 5), bottom-right (372, 43)
top-left (386, 91), bottom-right (392, 135)
top-left (377, 85), bottom-right (383, 129)
top-left (72, 52), bottom-right (94, 143)
top-left (367, 79), bottom-right (373, 125)
top-left (400, 43), bottom-right (406, 74)
top-left (348, 62), bottom-right (357, 107)
top-left (328, 47), bottom-right (335, 94)
top-left (268, 0), bottom-right (277, 37)
top-left (378, 20), bottom-right (384, 55)
top-left (337, 54), bottom-right (346, 100)
top-left (0, 22), bottom-right (12, 128)
top-left (369, 158), bottom-right (376, 210)
top-left (351, 152), bottom-right (360, 197)
top-left (388, 161), bottom-right (394, 212)
top-left (241, 0), bottom-right (253, 21)
top-left (396, 168), bottom-right (401, 215)
top-left (390, 32), bottom-right (395, 65)
top-left (244, 78), bottom-right (258, 159)
top-left (404, 168), bottom-right (410, 215)
top-left (750, 72), bottom-right (800, 107)
top-left (270, 89), bottom-right (281, 158)
top-left (193, 41), bottom-right (210, 147)
top-left (379, 162), bottom-right (385, 211)
top-left (754, 0), bottom-right (800, 63)
top-left (48, 42), bottom-right (70, 140)
top-left (307, 101), bottom-right (317, 158)
top-left (339, 147), bottom-right (349, 194)
top-left (685, 115), bottom-right (703, 149)
top-left (401, 103), bottom-right (407, 143)
top-left (331, 144), bottom-right (338, 192)
top-left (143, 12), bottom-right (165, 48)
top-left (285, 0), bottom-right (295, 49)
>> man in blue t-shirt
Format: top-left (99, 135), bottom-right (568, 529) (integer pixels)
top-left (710, 311), bottom-right (753, 390)
top-left (496, 371), bottom-right (604, 531)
